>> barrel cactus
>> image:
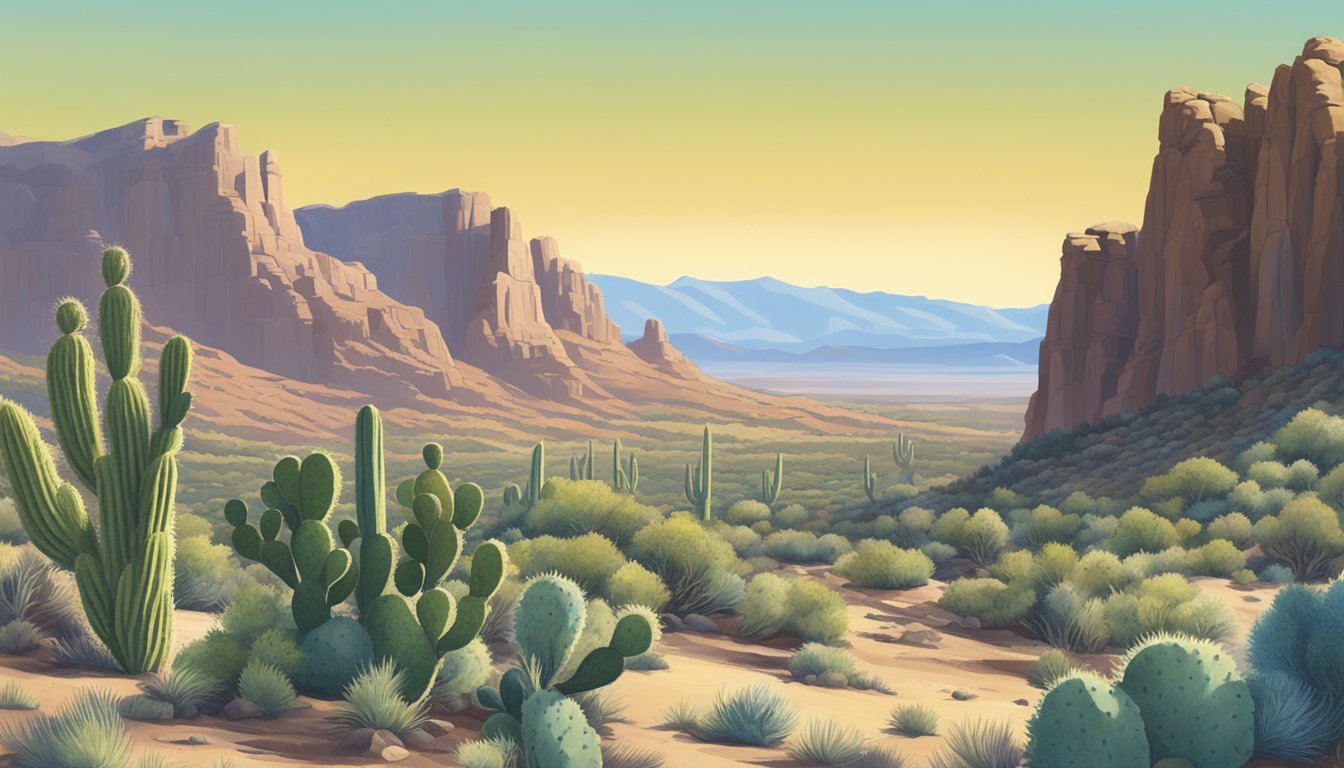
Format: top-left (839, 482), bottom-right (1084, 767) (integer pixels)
top-left (1117, 634), bottom-right (1253, 768)
top-left (293, 616), bottom-right (374, 698)
top-left (1025, 671), bottom-right (1149, 768)
top-left (0, 246), bottom-right (193, 673)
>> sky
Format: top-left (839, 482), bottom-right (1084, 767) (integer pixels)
top-left (2, 1), bottom-right (1339, 306)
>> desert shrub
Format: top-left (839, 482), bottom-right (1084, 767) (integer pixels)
top-left (1253, 496), bottom-right (1344, 580)
top-left (1031, 543), bottom-right (1078, 590)
top-left (689, 684), bottom-right (798, 746)
top-left (928, 718), bottom-right (1022, 768)
top-left (1074, 514), bottom-right (1118, 549)
top-left (1103, 573), bottom-right (1235, 646)
top-left (1232, 568), bottom-right (1256, 586)
top-left (605, 561), bottom-right (671, 611)
top-left (1028, 649), bottom-right (1074, 689)
top-left (626, 652), bottom-right (669, 671)
top-left (988, 551), bottom-right (1034, 584)
top-left (176, 630), bottom-right (249, 689)
top-left (939, 579), bottom-right (1035, 628)
top-left (833, 540), bottom-right (933, 589)
top-left (1141, 457), bottom-right (1238, 506)
top-left (857, 745), bottom-right (909, 768)
top-left (247, 629), bottom-right (304, 678)
top-left (0, 619), bottom-right (41, 655)
top-left (1013, 505), bottom-right (1082, 550)
top-left (508, 533), bottom-right (626, 594)
top-left (1272, 407), bottom-right (1344, 469)
top-left (0, 546), bottom-right (81, 639)
top-left (932, 508), bottom-right (1009, 566)
top-left (1259, 563), bottom-right (1295, 584)
top-left (920, 541), bottom-right (957, 567)
top-left (725, 500), bottom-right (773, 526)
top-left (788, 719), bottom-right (867, 766)
top-left (984, 487), bottom-right (1026, 511)
top-left (1189, 539), bottom-right (1245, 578)
top-left (0, 690), bottom-right (128, 768)
top-left (815, 534), bottom-right (853, 563)
top-left (238, 661), bottom-right (296, 717)
top-left (786, 579), bottom-right (850, 644)
top-left (1065, 550), bottom-right (1130, 598)
top-left (743, 555), bottom-right (778, 574)
top-left (787, 643), bottom-right (857, 680)
top-left (433, 639), bottom-right (493, 710)
top-left (890, 506), bottom-right (935, 548)
top-left (716, 525), bottom-right (763, 557)
top-left (455, 738), bottom-right (518, 768)
top-left (774, 503), bottom-right (811, 529)
top-left (1227, 480), bottom-right (1293, 520)
top-left (735, 573), bottom-right (791, 637)
top-left (889, 703), bottom-right (938, 737)
top-left (48, 632), bottom-right (121, 672)
top-left (219, 583), bottom-right (292, 644)
top-left (139, 668), bottom-right (224, 718)
top-left (1248, 459), bottom-right (1320, 491)
top-left (1237, 440), bottom-right (1278, 471)
top-left (602, 743), bottom-right (665, 768)
top-left (336, 659), bottom-right (429, 735)
top-left (175, 534), bottom-right (245, 611)
top-left (1034, 585), bottom-right (1108, 653)
top-left (1206, 512), bottom-right (1254, 549)
top-left (763, 531), bottom-right (823, 563)
top-left (0, 682), bottom-right (37, 710)
top-left (0, 499), bottom-right (24, 544)
top-left (525, 478), bottom-right (661, 546)
top-left (630, 514), bottom-right (742, 615)
top-left (1108, 507), bottom-right (1179, 557)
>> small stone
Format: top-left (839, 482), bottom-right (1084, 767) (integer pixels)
top-left (371, 730), bottom-right (404, 754)
top-left (421, 719), bottom-right (456, 737)
top-left (951, 689), bottom-right (976, 701)
top-left (817, 672), bottom-right (849, 689)
top-left (1243, 595), bottom-right (1262, 603)
top-left (382, 745), bottom-right (410, 762)
top-left (333, 728), bottom-right (375, 756)
top-left (897, 629), bottom-right (943, 648)
top-left (804, 674), bottom-right (818, 684)
top-left (1012, 699), bottom-right (1030, 707)
top-left (660, 613), bottom-right (687, 632)
top-left (958, 616), bottom-right (982, 630)
top-left (221, 698), bottom-right (263, 720)
top-left (400, 728), bottom-right (442, 752)
top-left (682, 614), bottom-right (720, 634)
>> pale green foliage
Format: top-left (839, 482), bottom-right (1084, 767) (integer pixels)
top-left (1189, 539), bottom-right (1245, 578)
top-left (1065, 550), bottom-right (1131, 598)
top-left (735, 573), bottom-right (848, 644)
top-left (788, 719), bottom-right (867, 765)
top-left (508, 533), bottom-right (626, 594)
top-left (833, 540), bottom-right (933, 589)
top-left (0, 690), bottom-right (128, 768)
top-left (1141, 457), bottom-right (1238, 505)
top-left (931, 508), bottom-right (1009, 566)
top-left (889, 703), bottom-right (939, 737)
top-left (939, 579), bottom-right (1035, 627)
top-left (725, 500), bottom-right (772, 526)
top-left (1272, 408), bottom-right (1344, 469)
top-left (1108, 507), bottom-right (1179, 557)
top-left (605, 561), bottom-right (671, 611)
top-left (630, 513), bottom-right (742, 615)
top-left (526, 479), bottom-right (661, 546)
top-left (1206, 513), bottom-right (1254, 549)
top-left (237, 661), bottom-right (296, 717)
top-left (1253, 495), bottom-right (1344, 580)
top-left (336, 659), bottom-right (429, 735)
top-left (1247, 460), bottom-right (1319, 491)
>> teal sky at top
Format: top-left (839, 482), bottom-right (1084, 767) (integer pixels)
top-left (2, 1), bottom-right (1340, 305)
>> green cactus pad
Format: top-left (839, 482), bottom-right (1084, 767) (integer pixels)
top-left (357, 533), bottom-right (395, 612)
top-left (403, 522), bottom-right (430, 562)
top-left (515, 575), bottom-right (586, 688)
top-left (438, 595), bottom-right (488, 653)
top-left (274, 456), bottom-right (303, 511)
top-left (395, 479), bottom-right (416, 509)
top-left (1025, 672), bottom-right (1149, 768)
top-left (231, 524), bottom-right (263, 561)
top-left (224, 499), bottom-right (248, 527)
top-left (293, 580), bottom-right (332, 634)
top-left (366, 594), bottom-right (440, 702)
top-left (423, 443), bottom-right (444, 470)
top-left (453, 483), bottom-right (485, 528)
top-left (482, 712), bottom-right (524, 744)
top-left (55, 299), bottom-right (88, 334)
top-left (521, 689), bottom-right (602, 768)
top-left (609, 613), bottom-right (655, 657)
top-left (291, 519), bottom-right (335, 582)
top-left (414, 468), bottom-right (454, 522)
top-left (299, 452), bottom-right (339, 520)
top-left (394, 560), bottom-right (425, 596)
top-left (468, 541), bottom-right (506, 599)
top-left (500, 667), bottom-right (530, 718)
top-left (417, 588), bottom-right (456, 643)
top-left (260, 540), bottom-right (298, 588)
top-left (337, 519), bottom-right (360, 547)
top-left (555, 647), bottom-right (627, 695)
top-left (259, 508), bottom-right (283, 541)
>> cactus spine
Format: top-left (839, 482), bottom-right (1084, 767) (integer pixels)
top-left (684, 426), bottom-right (712, 520)
top-left (863, 455), bottom-right (878, 503)
top-left (612, 439), bottom-right (637, 494)
top-left (226, 405), bottom-right (507, 701)
top-left (569, 440), bottom-right (593, 481)
top-left (759, 452), bottom-right (783, 505)
top-left (893, 433), bottom-right (915, 482)
top-left (0, 246), bottom-right (193, 673)
top-left (524, 442), bottom-right (545, 506)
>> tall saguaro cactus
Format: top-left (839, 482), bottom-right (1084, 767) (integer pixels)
top-left (759, 452), bottom-right (783, 505)
top-left (863, 455), bottom-right (878, 503)
top-left (684, 426), bottom-right (712, 520)
top-left (0, 246), bottom-right (193, 673)
top-left (569, 440), bottom-right (593, 481)
top-left (612, 439), bottom-right (638, 494)
top-left (893, 433), bottom-right (915, 482)
top-left (524, 442), bottom-right (545, 506)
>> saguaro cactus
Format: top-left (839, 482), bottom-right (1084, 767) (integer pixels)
top-left (569, 440), bottom-right (593, 481)
top-left (612, 439), bottom-right (638, 494)
top-left (524, 442), bottom-right (545, 506)
top-left (893, 433), bottom-right (915, 482)
top-left (759, 452), bottom-right (783, 505)
top-left (0, 246), bottom-right (193, 673)
top-left (684, 426), bottom-right (712, 520)
top-left (863, 455), bottom-right (878, 503)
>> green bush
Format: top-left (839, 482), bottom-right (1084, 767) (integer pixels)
top-left (1108, 507), bottom-right (1179, 557)
top-left (455, 738), bottom-right (518, 768)
top-left (679, 684), bottom-right (798, 746)
top-left (0, 690), bottom-right (128, 768)
top-left (1206, 513), bottom-right (1254, 549)
top-left (1318, 463), bottom-right (1344, 510)
top-left (1259, 563), bottom-right (1295, 584)
top-left (1227, 480), bottom-right (1293, 520)
top-left (247, 629), bottom-right (304, 678)
top-left (138, 667), bottom-right (223, 719)
top-left (921, 541), bottom-right (957, 566)
top-left (174, 534), bottom-right (245, 612)
top-left (762, 531), bottom-right (824, 563)
top-left (931, 508), bottom-right (1009, 566)
top-left (892, 506), bottom-right (935, 547)
top-left (630, 514), bottom-right (742, 615)
top-left (1065, 551), bottom-right (1131, 598)
top-left (525, 478), bottom-right (660, 546)
top-left (1272, 407), bottom-right (1344, 469)
top-left (1028, 649), bottom-right (1075, 689)
top-left (0, 620), bottom-right (41, 655)
top-left (509, 533), bottom-right (627, 594)
top-left (219, 583), bottom-right (292, 644)
top-left (1237, 440), bottom-right (1278, 471)
top-left (1034, 585), bottom-right (1108, 653)
top-left (1032, 543), bottom-right (1078, 590)
top-left (604, 562), bottom-right (671, 611)
top-left (1141, 457), bottom-right (1238, 506)
top-left (774, 503), bottom-right (811, 529)
top-left (833, 540), bottom-right (933, 589)
top-left (1189, 539), bottom-right (1245, 578)
top-left (0, 499), bottom-right (24, 544)
top-left (939, 579), bottom-right (1035, 628)
top-left (237, 661), bottom-right (296, 717)
top-left (715, 525), bottom-right (762, 557)
top-left (1247, 460), bottom-right (1319, 491)
top-left (1013, 505), bottom-right (1082, 550)
top-left (888, 703), bottom-right (938, 737)
top-left (929, 718), bottom-right (1023, 768)
top-left (1253, 496), bottom-right (1344, 581)
top-left (784, 579), bottom-right (849, 645)
top-left (174, 629), bottom-right (249, 689)
top-left (336, 659), bottom-right (429, 736)
top-left (787, 643), bottom-right (857, 680)
top-left (725, 500), bottom-right (772, 526)
top-left (735, 573), bottom-right (791, 637)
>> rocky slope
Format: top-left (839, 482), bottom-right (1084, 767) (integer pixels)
top-left (1025, 36), bottom-right (1344, 439)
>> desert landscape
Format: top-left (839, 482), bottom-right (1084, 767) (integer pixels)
top-left (3, 6), bottom-right (1344, 768)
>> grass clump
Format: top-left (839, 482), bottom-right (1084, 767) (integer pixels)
top-left (237, 661), bottom-right (296, 718)
top-left (455, 737), bottom-right (519, 768)
top-left (788, 718), bottom-right (867, 765)
top-left (139, 667), bottom-right (224, 718)
top-left (0, 681), bottom-right (38, 710)
top-left (664, 684), bottom-right (798, 746)
top-left (888, 703), bottom-right (938, 737)
top-left (335, 659), bottom-right (429, 736)
top-left (602, 742), bottom-right (666, 768)
top-left (0, 689), bottom-right (129, 768)
top-left (928, 719), bottom-right (1022, 768)
top-left (1028, 649), bottom-right (1075, 689)
top-left (0, 619), bottom-right (41, 655)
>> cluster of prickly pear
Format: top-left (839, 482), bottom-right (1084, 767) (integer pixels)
top-left (1117, 635), bottom-right (1253, 768)
top-left (1025, 671), bottom-right (1149, 768)
top-left (0, 246), bottom-right (193, 673)
top-left (224, 453), bottom-right (354, 633)
top-left (863, 455), bottom-right (878, 503)
top-left (569, 440), bottom-right (593, 481)
top-left (759, 452), bottom-right (783, 505)
top-left (684, 426), bottom-right (712, 519)
top-left (477, 574), bottom-right (654, 758)
top-left (612, 438), bottom-right (638, 495)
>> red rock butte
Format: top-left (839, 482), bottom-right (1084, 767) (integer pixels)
top-left (1025, 36), bottom-right (1344, 441)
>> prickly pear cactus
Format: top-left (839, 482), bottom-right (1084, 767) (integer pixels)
top-left (515, 575), bottom-right (587, 687)
top-left (521, 689), bottom-right (602, 768)
top-left (1026, 671), bottom-right (1149, 768)
top-left (1117, 634), bottom-right (1253, 768)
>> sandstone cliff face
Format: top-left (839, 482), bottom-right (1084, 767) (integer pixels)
top-left (628, 319), bottom-right (700, 380)
top-left (1025, 37), bottom-right (1344, 440)
top-left (0, 118), bottom-right (460, 398)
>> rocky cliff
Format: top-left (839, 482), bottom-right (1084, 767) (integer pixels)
top-left (1025, 36), bottom-right (1344, 440)
top-left (0, 118), bottom-right (462, 398)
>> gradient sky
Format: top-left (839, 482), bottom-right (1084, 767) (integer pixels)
top-left (3, 1), bottom-right (1339, 306)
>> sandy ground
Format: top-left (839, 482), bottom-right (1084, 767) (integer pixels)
top-left (0, 575), bottom-right (1285, 767)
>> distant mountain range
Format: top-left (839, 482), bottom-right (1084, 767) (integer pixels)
top-left (589, 275), bottom-right (1047, 367)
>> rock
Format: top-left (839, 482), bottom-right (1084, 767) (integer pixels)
top-left (660, 613), bottom-right (687, 633)
top-left (399, 728), bottom-right (443, 752)
top-left (1024, 36), bottom-right (1344, 440)
top-left (1244, 595), bottom-right (1262, 603)
top-left (334, 728), bottom-right (376, 756)
top-left (682, 614), bottom-right (721, 634)
top-left (1013, 699), bottom-right (1030, 707)
top-left (958, 616), bottom-right (982, 630)
top-left (421, 719), bottom-right (456, 738)
top-left (221, 698), bottom-right (263, 720)
top-left (118, 695), bottom-right (174, 721)
top-left (628, 319), bottom-right (700, 380)
top-left (896, 629), bottom-right (943, 648)
top-left (381, 745), bottom-right (410, 762)
top-left (817, 672), bottom-right (849, 689)
top-left (371, 730), bottom-right (404, 753)
top-left (951, 689), bottom-right (977, 701)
